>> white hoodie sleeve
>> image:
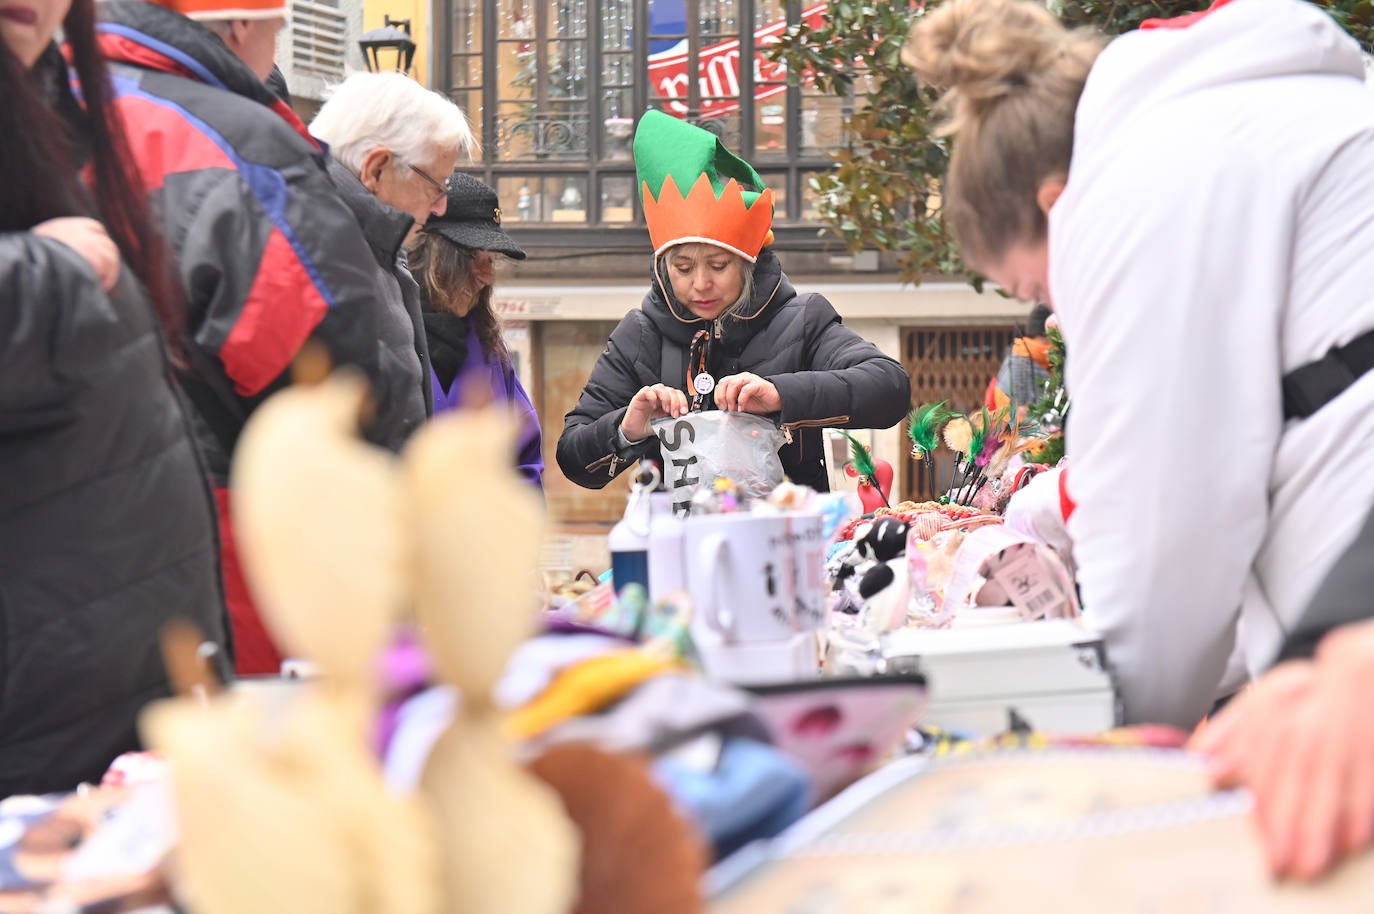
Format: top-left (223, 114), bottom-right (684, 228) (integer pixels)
top-left (1051, 142), bottom-right (1287, 729)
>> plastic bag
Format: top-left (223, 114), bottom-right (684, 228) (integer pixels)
top-left (652, 411), bottom-right (785, 515)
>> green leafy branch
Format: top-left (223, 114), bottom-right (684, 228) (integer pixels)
top-left (769, 0), bottom-right (1374, 286)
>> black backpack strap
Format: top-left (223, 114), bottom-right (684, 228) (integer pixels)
top-left (1282, 327), bottom-right (1374, 420)
top-left (661, 332), bottom-right (687, 393)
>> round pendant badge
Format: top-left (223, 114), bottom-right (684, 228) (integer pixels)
top-left (693, 372), bottom-right (716, 395)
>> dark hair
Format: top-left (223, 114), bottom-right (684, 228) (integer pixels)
top-left (0, 0), bottom-right (182, 358)
top-left (408, 233), bottom-right (510, 367)
top-left (1026, 302), bottom-right (1052, 337)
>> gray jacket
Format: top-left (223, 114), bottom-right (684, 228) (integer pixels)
top-left (1276, 508), bottom-right (1374, 663)
top-left (0, 235), bottom-right (230, 795)
top-left (327, 160), bottom-right (433, 447)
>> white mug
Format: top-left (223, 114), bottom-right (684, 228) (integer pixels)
top-left (684, 511), bottom-right (827, 644)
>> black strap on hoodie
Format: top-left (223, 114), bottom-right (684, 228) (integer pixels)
top-left (1282, 327), bottom-right (1374, 420)
top-left (661, 334), bottom-right (685, 400)
top-left (686, 329), bottom-right (712, 411)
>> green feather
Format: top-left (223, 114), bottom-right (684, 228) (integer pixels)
top-left (967, 406), bottom-right (991, 459)
top-left (839, 430), bottom-right (878, 481)
top-left (907, 400), bottom-right (957, 456)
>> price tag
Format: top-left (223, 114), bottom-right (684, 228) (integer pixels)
top-left (984, 543), bottom-right (1068, 621)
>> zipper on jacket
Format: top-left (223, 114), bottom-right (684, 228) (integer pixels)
top-left (780, 415), bottom-right (851, 445)
top-left (585, 453), bottom-right (618, 476)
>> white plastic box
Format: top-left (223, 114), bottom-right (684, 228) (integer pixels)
top-left (878, 619), bottom-right (1119, 735)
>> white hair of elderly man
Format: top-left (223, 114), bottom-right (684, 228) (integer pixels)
top-left (311, 72), bottom-right (478, 176)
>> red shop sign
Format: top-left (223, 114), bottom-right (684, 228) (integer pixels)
top-left (648, 3), bottom-right (828, 118)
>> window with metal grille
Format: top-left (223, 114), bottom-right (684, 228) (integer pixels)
top-left (291, 0), bottom-right (348, 82)
top-left (435, 0), bottom-right (845, 235)
top-left (901, 325), bottom-right (1017, 502)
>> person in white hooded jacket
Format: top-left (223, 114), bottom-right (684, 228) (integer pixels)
top-left (905, 0), bottom-right (1374, 729)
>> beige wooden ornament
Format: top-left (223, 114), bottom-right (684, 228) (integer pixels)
top-left (403, 406), bottom-right (580, 914)
top-left (141, 371), bottom-right (438, 914)
top-left (232, 370), bottom-right (406, 685)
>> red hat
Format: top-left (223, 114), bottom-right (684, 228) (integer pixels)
top-left (153, 0), bottom-right (287, 20)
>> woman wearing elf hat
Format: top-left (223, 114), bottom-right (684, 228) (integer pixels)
top-left (556, 110), bottom-right (911, 493)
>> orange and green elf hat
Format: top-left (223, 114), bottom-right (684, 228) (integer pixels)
top-left (150, 0), bottom-right (288, 18)
top-left (633, 110), bottom-right (776, 263)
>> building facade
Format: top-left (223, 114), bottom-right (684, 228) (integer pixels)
top-left (356, 0), bottom-right (1027, 550)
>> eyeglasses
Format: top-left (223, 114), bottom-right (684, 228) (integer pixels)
top-left (408, 163), bottom-right (452, 203)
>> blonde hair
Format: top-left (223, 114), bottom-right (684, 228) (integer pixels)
top-left (902, 0), bottom-right (1104, 268)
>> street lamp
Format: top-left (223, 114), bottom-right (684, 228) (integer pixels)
top-left (359, 16), bottom-right (416, 74)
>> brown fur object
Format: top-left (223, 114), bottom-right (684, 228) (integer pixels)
top-left (528, 745), bottom-right (707, 914)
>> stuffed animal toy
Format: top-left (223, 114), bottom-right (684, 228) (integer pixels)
top-left (854, 518), bottom-right (910, 564)
top-left (829, 538), bottom-right (868, 596)
top-left (857, 558), bottom-right (910, 635)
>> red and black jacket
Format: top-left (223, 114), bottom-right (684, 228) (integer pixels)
top-left (98, 0), bottom-right (410, 481)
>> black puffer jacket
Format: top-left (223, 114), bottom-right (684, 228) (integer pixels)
top-left (326, 160), bottom-right (433, 440)
top-left (557, 250), bottom-right (911, 491)
top-left (0, 235), bottom-right (231, 795)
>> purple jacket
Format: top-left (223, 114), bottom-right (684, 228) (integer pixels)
top-left (430, 322), bottom-right (544, 490)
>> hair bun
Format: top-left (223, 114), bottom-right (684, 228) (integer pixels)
top-left (903, 0), bottom-right (1077, 136)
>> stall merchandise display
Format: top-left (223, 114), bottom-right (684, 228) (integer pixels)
top-left (66, 376), bottom-right (708, 914)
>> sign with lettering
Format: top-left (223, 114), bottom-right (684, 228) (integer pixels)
top-left (648, 3), bottom-right (829, 118)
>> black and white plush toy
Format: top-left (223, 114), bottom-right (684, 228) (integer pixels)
top-left (854, 518), bottom-right (910, 564)
top-left (857, 558), bottom-right (909, 634)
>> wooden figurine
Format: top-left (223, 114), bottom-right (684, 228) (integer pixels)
top-left (403, 403), bottom-right (580, 914)
top-left (141, 371), bottom-right (438, 914)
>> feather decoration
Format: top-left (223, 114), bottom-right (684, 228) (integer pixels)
top-left (909, 401), bottom-right (957, 500)
top-left (942, 416), bottom-right (972, 455)
top-left (907, 401), bottom-right (957, 458)
top-left (975, 406), bottom-right (1009, 469)
top-left (986, 433), bottom-right (1021, 480)
top-left (840, 430), bottom-right (878, 482)
top-left (942, 417), bottom-right (973, 502)
top-left (956, 408), bottom-right (996, 505)
top-left (839, 431), bottom-right (890, 507)
top-left (967, 407), bottom-right (991, 463)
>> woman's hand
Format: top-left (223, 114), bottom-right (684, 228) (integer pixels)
top-left (714, 372), bottom-right (781, 414)
top-left (1191, 620), bottom-right (1374, 880)
top-left (620, 383), bottom-right (689, 443)
top-left (33, 217), bottom-right (120, 292)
